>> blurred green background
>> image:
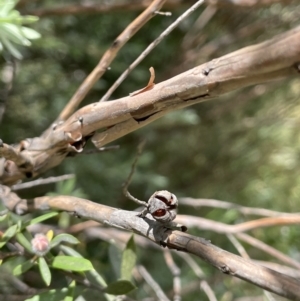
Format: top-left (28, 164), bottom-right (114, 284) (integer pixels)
top-left (0, 0), bottom-right (300, 300)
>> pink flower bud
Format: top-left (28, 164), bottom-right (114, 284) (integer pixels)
top-left (31, 234), bottom-right (50, 256)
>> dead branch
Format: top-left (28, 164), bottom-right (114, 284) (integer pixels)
top-left (1, 26), bottom-right (300, 186)
top-left (100, 0), bottom-right (205, 102)
top-left (175, 215), bottom-right (300, 233)
top-left (138, 265), bottom-right (171, 301)
top-left (179, 197), bottom-right (299, 217)
top-left (24, 0), bottom-right (295, 17)
top-left (11, 174), bottom-right (75, 191)
top-left (236, 233), bottom-right (300, 270)
top-left (1, 186), bottom-right (300, 300)
top-left (55, 0), bottom-right (166, 123)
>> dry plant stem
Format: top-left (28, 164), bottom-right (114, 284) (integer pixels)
top-left (177, 252), bottom-right (217, 301)
top-left (253, 261), bottom-right (300, 279)
top-left (177, 252), bottom-right (205, 278)
top-left (175, 215), bottom-right (300, 233)
top-left (74, 216), bottom-right (300, 272)
top-left (1, 26), bottom-right (300, 186)
top-left (122, 140), bottom-right (147, 207)
top-left (236, 233), bottom-right (300, 270)
top-left (99, 0), bottom-right (205, 102)
top-left (200, 281), bottom-right (217, 301)
top-left (26, 0), bottom-right (295, 17)
top-left (1, 188), bottom-right (300, 300)
top-left (227, 234), bottom-right (250, 260)
top-left (228, 237), bottom-right (274, 301)
top-left (0, 141), bottom-right (32, 167)
top-left (55, 0), bottom-right (166, 123)
top-left (179, 197), bottom-right (299, 217)
top-left (64, 221), bottom-right (300, 281)
top-left (26, 0), bottom-right (187, 17)
top-left (11, 174), bottom-right (75, 191)
top-left (137, 265), bottom-right (171, 301)
top-left (182, 4), bottom-right (217, 50)
top-left (163, 250), bottom-right (181, 301)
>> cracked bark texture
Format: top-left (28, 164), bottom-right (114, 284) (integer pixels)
top-left (0, 26), bottom-right (299, 186)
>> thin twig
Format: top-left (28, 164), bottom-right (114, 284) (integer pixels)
top-left (137, 265), bottom-right (171, 301)
top-left (176, 253), bottom-right (205, 278)
top-left (228, 235), bottom-right (279, 301)
top-left (53, 0), bottom-right (166, 124)
top-left (179, 197), bottom-right (299, 217)
top-left (99, 0), bottom-right (205, 102)
top-left (163, 250), bottom-right (181, 301)
top-left (227, 234), bottom-right (250, 259)
top-left (11, 174), bottom-right (75, 191)
top-left (263, 291), bottom-right (277, 301)
top-left (175, 214), bottom-right (300, 233)
top-left (122, 140), bottom-right (147, 207)
top-left (200, 281), bottom-right (218, 301)
top-left (176, 252), bottom-right (217, 301)
top-left (236, 233), bottom-right (300, 270)
top-left (182, 4), bottom-right (217, 50)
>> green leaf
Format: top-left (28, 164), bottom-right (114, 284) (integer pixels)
top-left (52, 256), bottom-right (93, 272)
top-left (121, 235), bottom-right (136, 281)
top-left (103, 280), bottom-right (136, 295)
top-left (64, 280), bottom-right (75, 301)
top-left (59, 245), bottom-right (111, 295)
top-left (0, 1), bottom-right (17, 16)
top-left (50, 234), bottom-right (80, 248)
top-left (1, 34), bottom-right (22, 59)
top-left (26, 212), bottom-right (59, 227)
top-left (0, 224), bottom-right (18, 248)
top-left (16, 232), bottom-right (33, 253)
top-left (25, 288), bottom-right (68, 301)
top-left (19, 16), bottom-right (39, 24)
top-left (0, 23), bottom-right (31, 45)
top-left (13, 259), bottom-right (35, 276)
top-left (108, 242), bottom-right (122, 279)
top-left (21, 26), bottom-right (41, 40)
top-left (59, 245), bottom-right (82, 258)
top-left (38, 257), bottom-right (51, 286)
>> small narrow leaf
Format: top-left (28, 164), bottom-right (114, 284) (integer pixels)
top-left (103, 280), bottom-right (136, 295)
top-left (38, 257), bottom-right (51, 286)
top-left (50, 234), bottom-right (79, 249)
top-left (25, 288), bottom-right (68, 301)
top-left (16, 232), bottom-right (33, 253)
top-left (1, 23), bottom-right (31, 45)
top-left (19, 16), bottom-right (39, 24)
top-left (108, 243), bottom-right (122, 279)
top-left (59, 245), bottom-right (109, 290)
top-left (1, 35), bottom-right (22, 59)
top-left (13, 259), bottom-right (35, 276)
top-left (0, 1), bottom-right (16, 15)
top-left (0, 224), bottom-right (18, 248)
top-left (27, 212), bottom-right (58, 227)
top-left (21, 26), bottom-right (41, 39)
top-left (52, 256), bottom-right (93, 272)
top-left (121, 235), bottom-right (136, 281)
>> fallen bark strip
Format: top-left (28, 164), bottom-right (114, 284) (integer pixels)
top-left (0, 26), bottom-right (300, 185)
top-left (1, 185), bottom-right (299, 301)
